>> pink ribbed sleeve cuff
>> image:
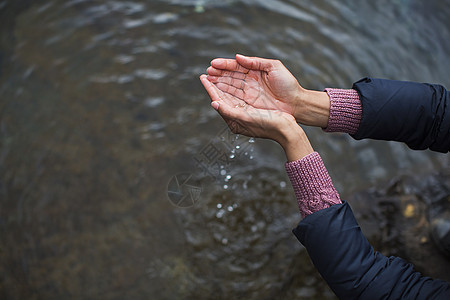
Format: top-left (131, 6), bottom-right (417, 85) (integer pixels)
top-left (323, 88), bottom-right (362, 135)
top-left (285, 152), bottom-right (341, 218)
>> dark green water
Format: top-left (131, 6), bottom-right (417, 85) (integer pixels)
top-left (0, 0), bottom-right (449, 299)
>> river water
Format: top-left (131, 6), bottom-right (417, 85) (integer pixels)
top-left (0, 0), bottom-right (449, 299)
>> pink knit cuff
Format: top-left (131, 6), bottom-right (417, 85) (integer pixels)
top-left (323, 88), bottom-right (362, 135)
top-left (285, 152), bottom-right (341, 218)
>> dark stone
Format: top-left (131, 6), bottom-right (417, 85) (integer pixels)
top-left (348, 168), bottom-right (450, 282)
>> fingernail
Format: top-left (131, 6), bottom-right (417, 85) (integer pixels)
top-left (211, 101), bottom-right (219, 110)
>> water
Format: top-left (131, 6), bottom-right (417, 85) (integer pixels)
top-left (0, 0), bottom-right (449, 299)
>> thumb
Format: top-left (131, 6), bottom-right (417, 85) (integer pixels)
top-left (211, 101), bottom-right (220, 111)
top-left (236, 54), bottom-right (275, 72)
top-left (211, 100), bottom-right (241, 121)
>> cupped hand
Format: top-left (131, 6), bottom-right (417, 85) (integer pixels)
top-left (206, 54), bottom-right (304, 117)
top-left (206, 54), bottom-right (331, 128)
top-left (200, 74), bottom-right (293, 140)
top-left (200, 74), bottom-right (314, 161)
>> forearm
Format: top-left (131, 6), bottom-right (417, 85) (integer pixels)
top-left (294, 87), bottom-right (363, 133)
top-left (283, 87), bottom-right (364, 217)
top-left (295, 77), bottom-right (450, 152)
top-left (277, 123), bottom-right (314, 162)
top-left (323, 88), bottom-right (362, 134)
top-left (294, 89), bottom-right (331, 128)
top-left (293, 202), bottom-right (450, 299)
top-left (284, 151), bottom-right (341, 218)
top-left (352, 77), bottom-right (450, 152)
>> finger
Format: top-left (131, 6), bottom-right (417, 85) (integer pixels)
top-left (207, 75), bottom-right (246, 96)
top-left (236, 54), bottom-right (280, 72)
top-left (206, 67), bottom-right (247, 79)
top-left (211, 99), bottom-right (248, 122)
top-left (200, 74), bottom-right (223, 102)
top-left (202, 74), bottom-right (246, 107)
top-left (214, 82), bottom-right (247, 107)
top-left (207, 73), bottom-right (251, 100)
top-left (206, 72), bottom-right (246, 83)
top-left (210, 58), bottom-right (250, 73)
top-left (215, 82), bottom-right (245, 101)
top-left (206, 66), bottom-right (229, 77)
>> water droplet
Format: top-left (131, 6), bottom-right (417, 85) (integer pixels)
top-left (216, 209), bottom-right (225, 218)
top-left (249, 138), bottom-right (255, 143)
top-left (229, 154), bottom-right (235, 159)
top-left (251, 225), bottom-right (258, 232)
top-left (221, 238), bottom-right (228, 244)
top-left (227, 206), bottom-right (233, 212)
top-left (232, 203), bottom-right (238, 208)
top-left (231, 148), bottom-right (236, 154)
top-left (280, 181), bottom-right (286, 188)
top-left (220, 169), bottom-right (227, 176)
top-left (235, 145), bottom-right (240, 149)
top-left (217, 203), bottom-right (222, 209)
top-left (225, 175), bottom-right (232, 180)
top-left (220, 165), bottom-right (224, 169)
top-left (223, 184), bottom-right (229, 189)
top-left (249, 155), bottom-right (254, 160)
top-left (244, 152), bottom-right (248, 156)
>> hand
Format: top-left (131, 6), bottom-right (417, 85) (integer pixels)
top-left (200, 74), bottom-right (314, 161)
top-left (206, 54), bottom-right (331, 128)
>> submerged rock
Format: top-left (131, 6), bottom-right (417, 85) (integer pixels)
top-left (348, 168), bottom-right (450, 282)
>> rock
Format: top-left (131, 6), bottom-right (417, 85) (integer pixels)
top-left (348, 169), bottom-right (450, 282)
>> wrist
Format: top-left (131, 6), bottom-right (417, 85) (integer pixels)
top-left (277, 123), bottom-right (314, 162)
top-left (323, 88), bottom-right (362, 134)
top-left (294, 89), bottom-right (331, 128)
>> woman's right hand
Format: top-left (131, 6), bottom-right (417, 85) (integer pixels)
top-left (206, 54), bottom-right (331, 128)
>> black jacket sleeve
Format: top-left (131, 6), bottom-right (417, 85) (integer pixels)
top-left (352, 78), bottom-right (450, 153)
top-left (293, 202), bottom-right (450, 300)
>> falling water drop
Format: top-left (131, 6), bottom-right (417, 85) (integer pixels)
top-left (216, 209), bottom-right (225, 218)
